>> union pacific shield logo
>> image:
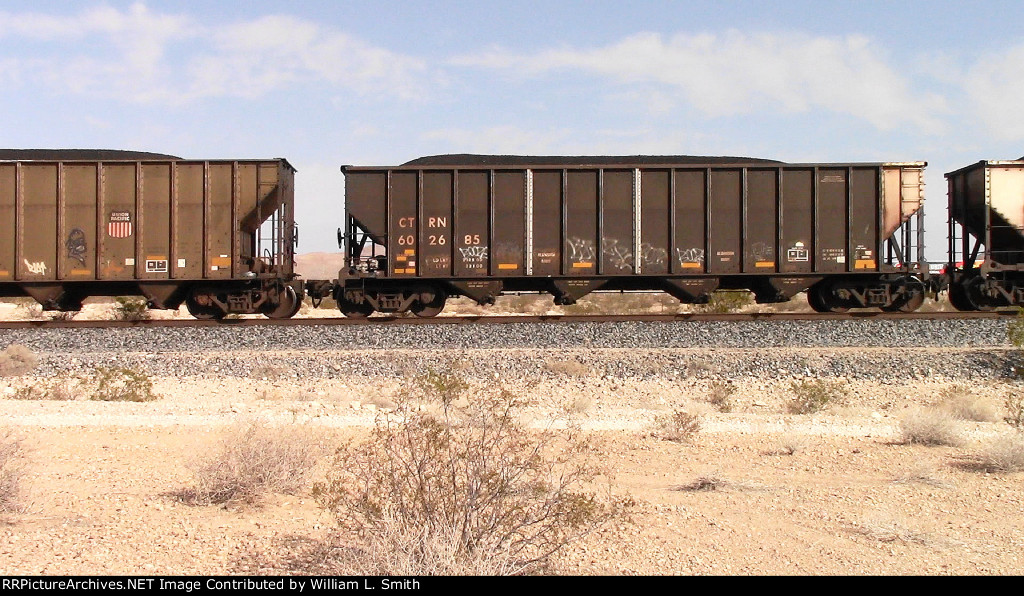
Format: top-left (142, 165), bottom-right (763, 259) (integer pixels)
top-left (108, 211), bottom-right (133, 238)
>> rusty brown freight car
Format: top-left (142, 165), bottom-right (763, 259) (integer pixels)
top-left (328, 155), bottom-right (928, 316)
top-left (0, 150), bottom-right (303, 319)
top-left (945, 158), bottom-right (1024, 310)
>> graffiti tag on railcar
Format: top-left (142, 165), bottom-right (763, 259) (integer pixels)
top-left (23, 260), bottom-right (47, 275)
top-left (65, 228), bottom-right (87, 266)
top-left (676, 247), bottom-right (705, 268)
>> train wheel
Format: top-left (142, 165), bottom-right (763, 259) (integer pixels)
top-left (263, 286), bottom-right (301, 320)
top-left (964, 277), bottom-right (995, 311)
top-left (410, 285), bottom-right (447, 318)
top-left (338, 295), bottom-right (374, 318)
top-left (807, 288), bottom-right (830, 313)
top-left (807, 283), bottom-right (848, 313)
top-left (881, 283), bottom-right (926, 313)
top-left (947, 282), bottom-right (977, 312)
top-left (185, 295), bottom-right (225, 320)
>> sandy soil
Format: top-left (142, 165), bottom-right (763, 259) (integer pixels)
top-left (1, 362), bottom-right (1022, 576)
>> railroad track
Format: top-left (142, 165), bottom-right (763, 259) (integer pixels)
top-left (0, 309), bottom-right (1017, 329)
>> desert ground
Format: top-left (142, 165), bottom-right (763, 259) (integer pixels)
top-left (0, 289), bottom-right (1022, 576)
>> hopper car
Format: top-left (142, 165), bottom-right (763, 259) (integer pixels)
top-left (945, 157), bottom-right (1024, 310)
top-left (319, 154), bottom-right (930, 316)
top-left (0, 150), bottom-right (303, 319)
top-left (5, 149), bottom-right (1024, 319)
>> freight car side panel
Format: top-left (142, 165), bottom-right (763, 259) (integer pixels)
top-left (455, 171), bottom-right (490, 277)
top-left (175, 164), bottom-right (205, 279)
top-left (19, 165), bottom-right (58, 281)
top-left (0, 166), bottom-right (13, 281)
top-left (709, 170), bottom-right (742, 274)
top-left (564, 171), bottom-right (598, 275)
top-left (62, 165), bottom-right (98, 280)
top-left (531, 170), bottom-right (562, 276)
top-left (601, 170), bottom-right (634, 275)
top-left (816, 168), bottom-right (847, 273)
top-left (492, 171), bottom-right (525, 276)
top-left (388, 171), bottom-right (418, 277)
top-left (744, 169), bottom-right (777, 272)
top-left (673, 170), bottom-right (707, 273)
top-left (850, 167), bottom-right (879, 270)
top-left (99, 163), bottom-right (136, 281)
top-left (140, 163), bottom-right (171, 280)
top-left (207, 164), bottom-right (233, 280)
top-left (237, 162), bottom-right (257, 268)
top-left (421, 171), bottom-right (453, 277)
top-left (640, 170), bottom-right (670, 275)
top-left (781, 169), bottom-right (814, 274)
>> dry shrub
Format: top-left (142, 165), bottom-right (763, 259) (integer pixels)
top-left (776, 433), bottom-right (809, 456)
top-left (652, 409), bottom-right (701, 443)
top-left (854, 511), bottom-right (929, 545)
top-left (90, 367), bottom-right (157, 402)
top-left (184, 422), bottom-right (325, 505)
top-left (0, 344), bottom-right (38, 377)
top-left (9, 377), bottom-right (79, 401)
top-left (1005, 393), bottom-right (1024, 430)
top-left (0, 429), bottom-right (25, 513)
top-left (893, 464), bottom-right (953, 489)
top-left (315, 371), bottom-right (624, 576)
top-left (938, 385), bottom-right (998, 422)
top-left (786, 378), bottom-right (843, 414)
top-left (674, 475), bottom-right (726, 492)
top-left (706, 381), bottom-right (735, 412)
top-left (976, 434), bottom-right (1024, 473)
top-left (900, 407), bottom-right (963, 447)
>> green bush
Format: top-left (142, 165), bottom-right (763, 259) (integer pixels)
top-left (90, 367), bottom-right (157, 402)
top-left (114, 296), bottom-right (150, 321)
top-left (697, 291), bottom-right (754, 314)
top-left (786, 379), bottom-right (843, 414)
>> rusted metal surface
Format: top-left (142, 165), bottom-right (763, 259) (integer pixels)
top-left (0, 156), bottom-right (299, 315)
top-left (342, 158), bottom-right (925, 286)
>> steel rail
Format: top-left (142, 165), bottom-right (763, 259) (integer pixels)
top-left (0, 310), bottom-right (1017, 330)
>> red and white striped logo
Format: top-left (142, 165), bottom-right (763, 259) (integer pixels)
top-left (108, 211), bottom-right (133, 238)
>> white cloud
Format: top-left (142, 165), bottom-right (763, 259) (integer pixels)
top-left (0, 4), bottom-right (429, 105)
top-left (964, 43), bottom-right (1024, 140)
top-left (455, 31), bottom-right (949, 134)
top-left (183, 15), bottom-right (427, 102)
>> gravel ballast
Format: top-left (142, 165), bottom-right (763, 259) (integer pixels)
top-left (0, 318), bottom-right (1011, 353)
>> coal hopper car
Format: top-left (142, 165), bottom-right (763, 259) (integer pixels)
top-left (0, 150), bottom-right (303, 319)
top-left (946, 157), bottom-right (1024, 310)
top-left (326, 154), bottom-right (929, 316)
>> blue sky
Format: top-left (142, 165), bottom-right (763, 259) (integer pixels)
top-left (2, 1), bottom-right (1023, 258)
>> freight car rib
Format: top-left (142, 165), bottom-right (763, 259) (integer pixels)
top-left (0, 152), bottom-right (304, 319)
top-left (320, 155), bottom-right (929, 317)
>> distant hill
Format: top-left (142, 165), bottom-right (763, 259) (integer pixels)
top-left (295, 252), bottom-right (347, 280)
